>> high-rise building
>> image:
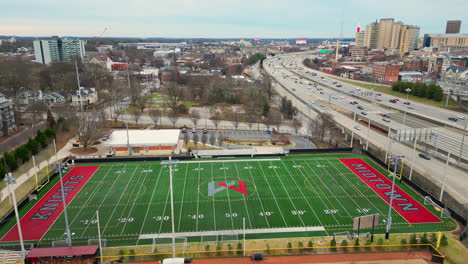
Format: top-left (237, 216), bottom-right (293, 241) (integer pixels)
top-left (429, 34), bottom-right (468, 51)
top-left (446, 20), bottom-right (461, 34)
top-left (398, 25), bottom-right (420, 53)
top-left (359, 19), bottom-right (420, 52)
top-left (34, 38), bottom-right (86, 64)
top-left (377, 18), bottom-right (394, 49)
top-left (355, 31), bottom-right (366, 47)
top-left (0, 98), bottom-right (16, 137)
top-left (364, 22), bottom-right (380, 49)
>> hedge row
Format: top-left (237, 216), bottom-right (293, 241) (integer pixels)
top-left (0, 128), bottom-right (56, 180)
top-left (391, 81), bottom-right (444, 102)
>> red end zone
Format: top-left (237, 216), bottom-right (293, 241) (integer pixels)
top-left (1, 165), bottom-right (99, 242)
top-left (340, 158), bottom-right (441, 224)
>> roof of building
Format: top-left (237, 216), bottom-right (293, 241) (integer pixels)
top-left (25, 245), bottom-right (98, 259)
top-left (399, 71), bottom-right (424, 76)
top-left (104, 129), bottom-right (181, 147)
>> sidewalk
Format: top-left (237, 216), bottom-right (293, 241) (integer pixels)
top-left (0, 141), bottom-right (73, 202)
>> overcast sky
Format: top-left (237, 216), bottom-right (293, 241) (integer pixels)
top-left (1, 0), bottom-right (467, 38)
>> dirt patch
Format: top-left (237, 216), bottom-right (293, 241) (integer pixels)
top-left (70, 147), bottom-right (98, 155)
top-left (193, 251), bottom-right (434, 264)
top-left (224, 138), bottom-right (293, 147)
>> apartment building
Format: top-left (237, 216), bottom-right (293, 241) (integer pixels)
top-left (33, 37), bottom-right (85, 64)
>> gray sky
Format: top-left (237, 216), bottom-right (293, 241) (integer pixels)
top-left (1, 0), bottom-right (467, 38)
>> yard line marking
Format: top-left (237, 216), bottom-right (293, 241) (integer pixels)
top-left (257, 161), bottom-right (288, 227)
top-left (157, 167), bottom-right (172, 234)
top-left (281, 160), bottom-right (328, 236)
top-left (326, 159), bottom-right (387, 218)
top-left (136, 166), bottom-right (163, 245)
top-left (268, 161), bottom-right (307, 228)
top-left (78, 165), bottom-right (130, 239)
top-left (100, 165), bottom-right (140, 236)
top-left (244, 161), bottom-right (270, 228)
top-left (222, 161), bottom-right (235, 230)
top-left (210, 162), bottom-right (217, 231)
top-left (195, 162), bottom-right (201, 232)
top-left (302, 160), bottom-right (354, 219)
top-left (233, 162), bottom-right (253, 229)
top-left (291, 160), bottom-right (340, 225)
top-left (180, 159), bottom-right (280, 164)
top-left (176, 164), bottom-right (189, 232)
top-left (120, 165), bottom-right (153, 235)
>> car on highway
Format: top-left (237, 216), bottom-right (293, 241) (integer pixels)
top-left (332, 96), bottom-right (337, 99)
top-left (361, 111), bottom-right (367, 115)
top-left (389, 99), bottom-right (397, 103)
top-left (418, 153), bottom-right (431, 160)
top-left (357, 106), bottom-right (364, 110)
top-left (354, 125), bottom-right (361, 130)
top-left (376, 93), bottom-right (382, 96)
top-left (458, 116), bottom-right (465, 120)
top-left (332, 81), bottom-right (337, 84)
top-left (320, 91), bottom-right (324, 94)
top-left (376, 98), bottom-right (382, 102)
top-left (292, 88), bottom-right (296, 91)
top-left (336, 84), bottom-right (342, 87)
top-left (408, 105), bottom-right (414, 109)
top-left (350, 101), bottom-right (358, 105)
top-left (394, 99), bottom-right (400, 101)
top-left (355, 88), bottom-right (360, 91)
top-left (403, 101), bottom-right (411, 105)
top-left (382, 117), bottom-right (390, 122)
top-left (448, 117), bottom-right (458, 122)
top-left (320, 104), bottom-right (326, 107)
top-left (380, 113), bottom-right (390, 118)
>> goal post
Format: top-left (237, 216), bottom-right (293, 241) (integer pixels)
top-left (88, 238), bottom-right (107, 248)
top-left (424, 196), bottom-right (450, 218)
top-left (387, 157), bottom-right (403, 180)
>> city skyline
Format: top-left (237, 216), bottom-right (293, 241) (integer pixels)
top-left (1, 0), bottom-right (467, 38)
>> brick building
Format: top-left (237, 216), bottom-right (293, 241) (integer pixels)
top-left (372, 64), bottom-right (400, 83)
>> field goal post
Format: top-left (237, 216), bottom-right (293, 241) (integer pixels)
top-left (88, 238), bottom-right (107, 248)
top-left (333, 231), bottom-right (351, 241)
top-left (34, 159), bottom-right (53, 192)
top-left (200, 235), bottom-right (218, 245)
top-left (221, 233), bottom-right (239, 243)
top-left (52, 240), bottom-right (68, 247)
top-left (152, 237), bottom-right (187, 253)
top-left (387, 157), bottom-right (403, 180)
top-left (424, 196), bottom-right (450, 218)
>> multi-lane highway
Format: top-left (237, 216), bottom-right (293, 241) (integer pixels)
top-left (263, 53), bottom-right (468, 203)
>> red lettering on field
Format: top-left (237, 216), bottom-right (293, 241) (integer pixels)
top-left (217, 180), bottom-right (248, 195)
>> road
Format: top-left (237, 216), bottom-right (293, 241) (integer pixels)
top-left (263, 54), bottom-right (468, 203)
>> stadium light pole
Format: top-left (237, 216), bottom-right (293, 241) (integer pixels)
top-left (403, 88), bottom-right (411, 126)
top-left (58, 163), bottom-right (72, 246)
top-left (161, 157), bottom-right (179, 258)
top-left (96, 211), bottom-right (103, 264)
top-left (439, 152), bottom-right (451, 201)
top-left (4, 173), bottom-right (25, 256)
top-left (385, 155), bottom-right (403, 240)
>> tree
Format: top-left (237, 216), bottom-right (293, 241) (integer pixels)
top-left (190, 110), bottom-right (201, 128)
top-left (4, 152), bottom-right (17, 172)
top-left (78, 113), bottom-right (103, 150)
top-left (287, 241), bottom-right (292, 253)
top-left (310, 112), bottom-right (335, 141)
top-left (168, 109), bottom-right (179, 128)
top-left (440, 234), bottom-right (448, 247)
top-left (135, 95), bottom-right (150, 114)
top-left (217, 133), bottom-right (223, 147)
top-left (232, 111), bottom-right (240, 131)
top-left (268, 109), bottom-right (282, 132)
top-left (36, 130), bottom-right (48, 148)
top-left (26, 138), bottom-right (40, 155)
top-left (330, 239), bottom-right (337, 252)
top-left (192, 133), bottom-right (199, 150)
top-left (209, 132), bottom-right (216, 146)
top-left (210, 111), bottom-right (222, 130)
top-left (433, 87), bottom-right (444, 102)
top-left (183, 132), bottom-right (189, 152)
top-left (149, 108), bottom-right (162, 128)
top-left (353, 238), bottom-right (360, 251)
top-left (201, 133), bottom-right (208, 148)
top-left (292, 118), bottom-right (302, 135)
top-left (44, 128), bottom-right (56, 139)
top-left (298, 241), bottom-right (304, 253)
top-left (133, 108), bottom-right (142, 124)
top-left (14, 145), bottom-right (30, 164)
top-left (166, 83), bottom-right (184, 114)
top-left (236, 242), bottom-right (242, 255)
top-left (341, 239), bottom-right (348, 252)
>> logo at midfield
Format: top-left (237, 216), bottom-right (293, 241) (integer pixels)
top-left (208, 180), bottom-right (248, 196)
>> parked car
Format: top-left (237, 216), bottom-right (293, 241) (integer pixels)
top-left (376, 93), bottom-right (382, 96)
top-left (418, 153), bottom-right (431, 160)
top-left (203, 128), bottom-right (208, 134)
top-left (403, 101), bottom-right (411, 105)
top-left (376, 98), bottom-right (382, 102)
top-left (448, 117), bottom-right (458, 122)
top-left (332, 81), bottom-right (337, 84)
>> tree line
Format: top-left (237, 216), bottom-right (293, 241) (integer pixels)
top-left (391, 81), bottom-right (444, 102)
top-left (0, 128), bottom-right (56, 179)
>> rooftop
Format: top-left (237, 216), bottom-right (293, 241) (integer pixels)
top-left (104, 129), bottom-right (181, 147)
top-left (25, 245), bottom-right (98, 259)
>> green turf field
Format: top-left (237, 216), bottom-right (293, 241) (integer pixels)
top-left (0, 154), bottom-right (456, 247)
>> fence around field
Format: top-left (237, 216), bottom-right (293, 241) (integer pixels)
top-left (96, 243), bottom-right (445, 264)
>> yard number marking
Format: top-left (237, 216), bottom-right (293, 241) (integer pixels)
top-left (259, 211), bottom-right (274, 216)
top-left (324, 209), bottom-right (338, 214)
top-left (153, 216), bottom-right (170, 221)
top-left (291, 210), bottom-right (306, 215)
top-left (118, 217), bottom-right (134, 223)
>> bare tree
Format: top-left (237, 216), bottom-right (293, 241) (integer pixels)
top-left (166, 82), bottom-right (184, 113)
top-left (190, 110), bottom-right (201, 128)
top-left (148, 108), bottom-right (162, 128)
top-left (292, 117), bottom-right (302, 135)
top-left (232, 111), bottom-right (240, 131)
top-left (216, 133), bottom-right (223, 147)
top-left (209, 132), bottom-right (216, 146)
top-left (201, 133), bottom-right (207, 148)
top-left (210, 111), bottom-right (222, 130)
top-left (310, 112), bottom-right (335, 141)
top-left (269, 110), bottom-right (282, 132)
top-left (192, 133), bottom-right (199, 150)
top-left (114, 108), bottom-right (123, 124)
top-left (135, 95), bottom-right (150, 114)
top-left (78, 113), bottom-right (103, 150)
top-left (183, 132), bottom-right (189, 153)
top-left (168, 109), bottom-right (179, 128)
top-left (133, 108), bottom-right (142, 124)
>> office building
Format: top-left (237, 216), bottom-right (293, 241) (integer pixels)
top-left (364, 22), bottom-right (380, 49)
top-left (359, 19), bottom-right (420, 52)
top-left (446, 20), bottom-right (461, 34)
top-left (399, 25), bottom-right (420, 53)
top-left (377, 18), bottom-right (394, 49)
top-left (355, 31), bottom-right (366, 47)
top-left (429, 34), bottom-right (468, 52)
top-left (33, 37), bottom-right (85, 64)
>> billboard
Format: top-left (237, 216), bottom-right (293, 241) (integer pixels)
top-left (204, 54), bottom-right (216, 61)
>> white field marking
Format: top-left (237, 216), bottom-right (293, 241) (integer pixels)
top-left (78, 165), bottom-right (132, 239)
top-left (244, 161), bottom-right (270, 228)
top-left (120, 165), bottom-right (153, 235)
top-left (222, 161), bottom-right (235, 230)
top-left (139, 226), bottom-right (325, 239)
top-left (280, 160), bottom-right (329, 236)
top-left (290, 160), bottom-right (340, 225)
top-left (268, 161), bottom-right (306, 228)
top-left (210, 162), bottom-right (217, 230)
top-left (136, 166), bottom-right (163, 245)
top-left (233, 162), bottom-right (253, 229)
top-left (180, 158), bottom-right (280, 164)
top-left (257, 161), bottom-right (288, 227)
top-left (62, 164), bottom-right (115, 237)
top-left (195, 162), bottom-right (201, 232)
top-left (157, 168), bottom-right (172, 235)
top-left (326, 159), bottom-right (387, 218)
top-left (176, 164), bottom-right (189, 232)
top-left (99, 165), bottom-right (141, 237)
top-left (302, 160), bottom-right (354, 221)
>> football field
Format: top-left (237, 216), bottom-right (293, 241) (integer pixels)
top-left (0, 154), bottom-right (456, 247)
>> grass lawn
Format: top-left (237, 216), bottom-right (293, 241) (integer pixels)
top-left (151, 93), bottom-right (161, 99)
top-left (329, 77), bottom-right (465, 112)
top-left (0, 154), bottom-right (455, 248)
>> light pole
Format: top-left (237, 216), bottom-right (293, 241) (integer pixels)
top-left (58, 163), bottom-right (72, 246)
top-left (385, 155), bottom-right (404, 239)
top-left (439, 152), bottom-right (451, 201)
top-left (432, 132), bottom-right (439, 156)
top-left (4, 173), bottom-right (25, 257)
top-left (366, 117), bottom-right (371, 151)
top-left (161, 157), bottom-right (180, 258)
top-left (458, 122), bottom-right (466, 165)
top-left (403, 88), bottom-right (411, 126)
top-left (350, 112), bottom-right (356, 148)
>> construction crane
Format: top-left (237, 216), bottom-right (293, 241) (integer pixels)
top-left (94, 28), bottom-right (108, 49)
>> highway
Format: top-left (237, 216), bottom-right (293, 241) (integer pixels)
top-left (263, 53), bottom-right (468, 204)
top-left (263, 55), bottom-right (468, 165)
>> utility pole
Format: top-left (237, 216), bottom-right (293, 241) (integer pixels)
top-left (409, 136), bottom-right (417, 180)
top-left (74, 60), bottom-right (83, 113)
top-left (96, 211), bottom-right (103, 264)
top-left (385, 155), bottom-right (403, 239)
top-left (125, 65), bottom-right (132, 156)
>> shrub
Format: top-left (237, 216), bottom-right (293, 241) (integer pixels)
top-left (266, 243), bottom-right (270, 254)
top-left (216, 242), bottom-right (222, 256)
top-left (430, 233), bottom-right (437, 244)
top-left (307, 240), bottom-right (313, 252)
top-left (228, 244), bottom-right (233, 255)
top-left (420, 233), bottom-right (429, 245)
top-left (118, 249), bottom-right (125, 262)
top-left (365, 239), bottom-right (372, 251)
top-left (237, 242), bottom-right (242, 255)
top-left (354, 238), bottom-right (360, 251)
top-left (205, 244), bottom-right (210, 256)
top-left (298, 241), bottom-right (304, 253)
top-left (4, 152), bottom-right (17, 172)
top-left (14, 145), bottom-right (30, 164)
top-left (409, 234), bottom-right (418, 248)
top-left (330, 239), bottom-right (337, 252)
top-left (129, 249), bottom-right (135, 260)
top-left (341, 240), bottom-right (348, 252)
top-left (36, 130), bottom-right (48, 148)
top-left (0, 161), bottom-right (6, 181)
top-left (44, 128), bottom-right (56, 139)
top-left (287, 241), bottom-right (292, 253)
top-left (400, 238), bottom-right (408, 245)
top-left (26, 138), bottom-right (40, 155)
top-left (440, 234), bottom-right (448, 247)
top-left (377, 238), bottom-right (384, 251)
